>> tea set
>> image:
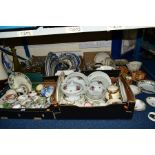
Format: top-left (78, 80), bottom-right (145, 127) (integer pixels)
top-left (59, 71), bottom-right (122, 107)
top-left (0, 72), bottom-right (54, 109)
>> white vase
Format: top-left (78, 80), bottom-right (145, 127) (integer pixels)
top-left (0, 53), bottom-right (8, 81)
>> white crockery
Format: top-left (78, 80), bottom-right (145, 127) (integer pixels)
top-left (127, 61), bottom-right (142, 72)
top-left (87, 80), bottom-right (105, 100)
top-left (137, 80), bottom-right (155, 94)
top-left (146, 97), bottom-right (155, 107)
top-left (94, 52), bottom-right (110, 64)
top-left (130, 85), bottom-right (141, 95)
top-left (148, 112), bottom-right (155, 122)
top-left (134, 99), bottom-right (146, 111)
top-left (61, 80), bottom-right (85, 102)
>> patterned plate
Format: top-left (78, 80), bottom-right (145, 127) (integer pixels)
top-left (8, 72), bottom-right (32, 92)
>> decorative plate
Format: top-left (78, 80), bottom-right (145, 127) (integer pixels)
top-left (8, 72), bottom-right (32, 92)
top-left (137, 80), bottom-right (155, 94)
top-left (146, 97), bottom-right (155, 107)
top-left (130, 85), bottom-right (141, 95)
top-left (86, 80), bottom-right (105, 100)
top-left (134, 99), bottom-right (146, 111)
top-left (64, 72), bottom-right (89, 87)
top-left (88, 71), bottom-right (111, 89)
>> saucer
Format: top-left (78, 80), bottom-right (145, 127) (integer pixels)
top-left (146, 97), bottom-right (155, 107)
top-left (137, 80), bottom-right (155, 94)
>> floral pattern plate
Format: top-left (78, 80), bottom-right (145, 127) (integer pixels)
top-left (8, 72), bottom-right (32, 92)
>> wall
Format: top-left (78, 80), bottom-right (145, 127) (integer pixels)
top-left (15, 40), bottom-right (112, 59)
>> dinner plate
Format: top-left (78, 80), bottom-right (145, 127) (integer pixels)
top-left (146, 97), bottom-right (155, 107)
top-left (8, 72), bottom-right (32, 92)
top-left (134, 99), bottom-right (146, 111)
top-left (130, 85), bottom-right (141, 95)
top-left (137, 80), bottom-right (155, 94)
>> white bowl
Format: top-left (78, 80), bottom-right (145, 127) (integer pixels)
top-left (127, 61), bottom-right (142, 72)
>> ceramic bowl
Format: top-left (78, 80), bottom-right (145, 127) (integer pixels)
top-left (126, 61), bottom-right (142, 72)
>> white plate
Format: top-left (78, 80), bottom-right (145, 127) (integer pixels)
top-left (146, 97), bottom-right (155, 107)
top-left (134, 99), bottom-right (146, 111)
top-left (137, 80), bottom-right (155, 94)
top-left (130, 85), bottom-right (141, 95)
top-left (8, 72), bottom-right (32, 92)
top-left (64, 72), bottom-right (89, 87)
top-left (88, 71), bottom-right (111, 88)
